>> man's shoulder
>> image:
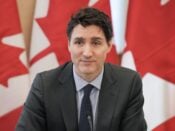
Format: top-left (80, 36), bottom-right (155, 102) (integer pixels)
top-left (105, 63), bottom-right (138, 73)
top-left (37, 61), bottom-right (72, 79)
top-left (104, 63), bottom-right (141, 79)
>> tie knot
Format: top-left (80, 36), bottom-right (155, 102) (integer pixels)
top-left (83, 84), bottom-right (94, 96)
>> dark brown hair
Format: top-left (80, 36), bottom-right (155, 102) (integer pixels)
top-left (66, 7), bottom-right (113, 42)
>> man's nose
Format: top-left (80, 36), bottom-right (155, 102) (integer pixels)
top-left (82, 44), bottom-right (93, 57)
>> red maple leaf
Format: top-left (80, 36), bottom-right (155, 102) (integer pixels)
top-left (0, 0), bottom-right (28, 87)
top-left (30, 0), bottom-right (119, 66)
top-left (126, 0), bottom-right (175, 83)
top-left (0, 44), bottom-right (28, 87)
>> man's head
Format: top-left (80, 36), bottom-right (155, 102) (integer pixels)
top-left (67, 8), bottom-right (113, 81)
top-left (67, 7), bottom-right (113, 43)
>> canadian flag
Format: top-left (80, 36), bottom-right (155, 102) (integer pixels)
top-left (111, 0), bottom-right (175, 131)
top-left (0, 0), bottom-right (30, 130)
top-left (29, 0), bottom-right (119, 82)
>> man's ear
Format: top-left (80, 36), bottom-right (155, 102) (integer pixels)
top-left (68, 40), bottom-right (71, 52)
top-left (107, 40), bottom-right (113, 53)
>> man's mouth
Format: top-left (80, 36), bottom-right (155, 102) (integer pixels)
top-left (80, 60), bottom-right (95, 64)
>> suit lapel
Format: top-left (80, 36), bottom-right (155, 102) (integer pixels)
top-left (96, 64), bottom-right (119, 131)
top-left (58, 63), bottom-right (78, 131)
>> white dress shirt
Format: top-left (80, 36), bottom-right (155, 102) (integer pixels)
top-left (73, 65), bottom-right (104, 128)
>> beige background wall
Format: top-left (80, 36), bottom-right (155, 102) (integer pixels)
top-left (17, 0), bottom-right (36, 56)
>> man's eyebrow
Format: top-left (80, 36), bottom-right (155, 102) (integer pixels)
top-left (91, 37), bottom-right (103, 40)
top-left (72, 37), bottom-right (103, 41)
top-left (73, 37), bottom-right (84, 40)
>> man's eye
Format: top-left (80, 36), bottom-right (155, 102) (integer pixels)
top-left (75, 41), bottom-right (83, 45)
top-left (93, 41), bottom-right (101, 46)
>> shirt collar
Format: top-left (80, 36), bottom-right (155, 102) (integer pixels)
top-left (73, 65), bottom-right (104, 92)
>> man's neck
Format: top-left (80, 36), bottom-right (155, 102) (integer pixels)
top-left (73, 65), bottom-right (104, 82)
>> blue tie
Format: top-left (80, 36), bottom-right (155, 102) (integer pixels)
top-left (79, 84), bottom-right (94, 131)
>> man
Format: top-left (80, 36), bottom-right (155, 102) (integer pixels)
top-left (16, 7), bottom-right (147, 131)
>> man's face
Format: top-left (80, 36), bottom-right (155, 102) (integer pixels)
top-left (68, 24), bottom-right (112, 80)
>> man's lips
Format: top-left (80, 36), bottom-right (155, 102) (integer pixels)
top-left (80, 59), bottom-right (95, 62)
top-left (80, 60), bottom-right (96, 63)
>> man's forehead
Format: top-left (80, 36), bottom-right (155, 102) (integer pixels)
top-left (72, 36), bottom-right (104, 40)
top-left (69, 24), bottom-right (106, 41)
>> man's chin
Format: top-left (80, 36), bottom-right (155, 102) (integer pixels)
top-left (80, 70), bottom-right (94, 75)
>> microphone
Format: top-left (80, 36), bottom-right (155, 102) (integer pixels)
top-left (87, 114), bottom-right (93, 131)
